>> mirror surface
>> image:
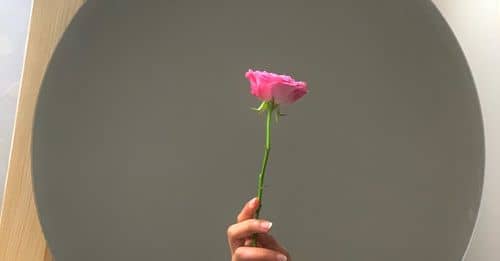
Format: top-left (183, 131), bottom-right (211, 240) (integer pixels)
top-left (32, 0), bottom-right (484, 260)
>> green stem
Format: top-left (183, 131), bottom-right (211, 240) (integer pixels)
top-left (250, 102), bottom-right (273, 247)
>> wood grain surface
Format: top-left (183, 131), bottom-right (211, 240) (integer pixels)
top-left (0, 0), bottom-right (85, 260)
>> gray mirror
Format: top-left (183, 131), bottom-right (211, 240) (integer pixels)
top-left (32, 0), bottom-right (484, 260)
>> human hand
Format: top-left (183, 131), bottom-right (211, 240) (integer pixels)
top-left (227, 197), bottom-right (291, 261)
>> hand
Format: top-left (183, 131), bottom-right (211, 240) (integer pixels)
top-left (227, 197), bottom-right (291, 261)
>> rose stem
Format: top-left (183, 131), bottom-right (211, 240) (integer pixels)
top-left (251, 101), bottom-right (273, 247)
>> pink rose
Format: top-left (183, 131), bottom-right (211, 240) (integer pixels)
top-left (245, 69), bottom-right (308, 105)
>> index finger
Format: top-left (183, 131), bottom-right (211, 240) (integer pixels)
top-left (237, 197), bottom-right (259, 222)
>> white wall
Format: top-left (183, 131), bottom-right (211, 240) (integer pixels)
top-left (431, 1), bottom-right (500, 260)
top-left (0, 0), bottom-right (32, 203)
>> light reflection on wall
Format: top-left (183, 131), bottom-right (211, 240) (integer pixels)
top-left (0, 0), bottom-right (33, 204)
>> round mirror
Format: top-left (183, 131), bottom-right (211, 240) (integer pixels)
top-left (32, 0), bottom-right (484, 260)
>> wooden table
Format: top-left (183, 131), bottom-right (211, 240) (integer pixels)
top-left (0, 1), bottom-right (85, 260)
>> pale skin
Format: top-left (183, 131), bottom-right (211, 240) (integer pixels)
top-left (227, 197), bottom-right (292, 261)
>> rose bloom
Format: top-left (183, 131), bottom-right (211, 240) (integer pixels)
top-left (245, 69), bottom-right (308, 105)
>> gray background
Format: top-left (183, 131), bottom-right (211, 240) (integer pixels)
top-left (26, 0), bottom-right (485, 260)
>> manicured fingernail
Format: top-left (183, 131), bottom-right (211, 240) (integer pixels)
top-left (260, 221), bottom-right (272, 230)
top-left (277, 254), bottom-right (287, 261)
top-left (250, 198), bottom-right (258, 208)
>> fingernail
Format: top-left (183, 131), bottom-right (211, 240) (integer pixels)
top-left (260, 221), bottom-right (272, 230)
top-left (277, 254), bottom-right (287, 261)
top-left (250, 198), bottom-right (258, 208)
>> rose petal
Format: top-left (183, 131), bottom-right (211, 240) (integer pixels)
top-left (245, 69), bottom-right (308, 104)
